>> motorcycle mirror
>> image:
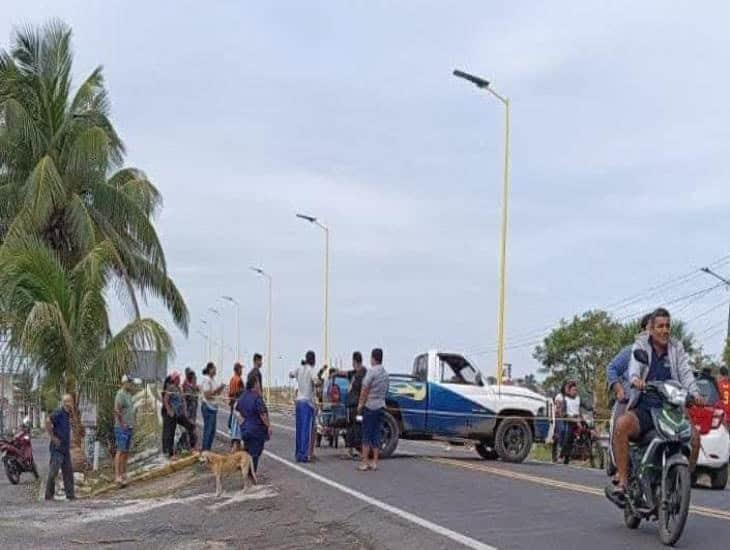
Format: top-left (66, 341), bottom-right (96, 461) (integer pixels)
top-left (633, 349), bottom-right (649, 365)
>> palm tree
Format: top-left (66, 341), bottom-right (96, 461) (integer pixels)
top-left (0, 236), bottom-right (171, 463)
top-left (0, 20), bottom-right (188, 332)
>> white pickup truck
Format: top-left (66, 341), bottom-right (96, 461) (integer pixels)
top-left (323, 350), bottom-right (551, 462)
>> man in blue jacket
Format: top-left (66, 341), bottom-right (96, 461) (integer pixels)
top-left (605, 314), bottom-right (652, 479)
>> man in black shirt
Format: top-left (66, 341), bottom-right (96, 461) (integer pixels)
top-left (247, 353), bottom-right (263, 392)
top-left (340, 351), bottom-right (366, 459)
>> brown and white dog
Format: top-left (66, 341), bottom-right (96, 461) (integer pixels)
top-left (200, 450), bottom-right (257, 497)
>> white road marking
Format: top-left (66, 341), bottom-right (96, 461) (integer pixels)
top-left (214, 426), bottom-right (497, 550)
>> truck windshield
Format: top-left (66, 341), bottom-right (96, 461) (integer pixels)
top-left (438, 354), bottom-right (481, 386)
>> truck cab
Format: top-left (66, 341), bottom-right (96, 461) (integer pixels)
top-left (322, 350), bottom-right (550, 462)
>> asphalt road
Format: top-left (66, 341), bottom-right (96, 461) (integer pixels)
top-left (241, 408), bottom-right (729, 550)
top-left (1, 411), bottom-right (727, 549)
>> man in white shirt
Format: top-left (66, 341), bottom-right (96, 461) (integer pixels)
top-left (289, 351), bottom-right (319, 463)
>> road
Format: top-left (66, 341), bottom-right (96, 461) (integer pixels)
top-left (251, 408), bottom-right (729, 550)
top-left (0, 409), bottom-right (727, 549)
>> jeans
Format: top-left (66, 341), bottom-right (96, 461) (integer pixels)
top-left (243, 435), bottom-right (265, 471)
top-left (46, 448), bottom-right (74, 500)
top-left (201, 403), bottom-right (218, 451)
top-left (162, 412), bottom-right (198, 456)
top-left (361, 407), bottom-right (384, 448)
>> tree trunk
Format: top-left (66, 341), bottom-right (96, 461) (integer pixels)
top-left (67, 392), bottom-right (87, 472)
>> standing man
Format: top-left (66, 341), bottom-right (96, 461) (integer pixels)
top-left (339, 351), bottom-right (366, 460)
top-left (228, 362), bottom-right (244, 451)
top-left (358, 348), bottom-right (389, 472)
top-left (45, 394), bottom-right (75, 501)
top-left (717, 366), bottom-right (730, 418)
top-left (200, 362), bottom-right (226, 451)
top-left (114, 375), bottom-right (137, 486)
top-left (248, 354), bottom-right (264, 394)
top-left (290, 351), bottom-right (318, 463)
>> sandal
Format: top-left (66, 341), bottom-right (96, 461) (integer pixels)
top-left (357, 463), bottom-right (370, 471)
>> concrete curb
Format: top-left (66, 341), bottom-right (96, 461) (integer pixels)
top-left (84, 453), bottom-right (200, 499)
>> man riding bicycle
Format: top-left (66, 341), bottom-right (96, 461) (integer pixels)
top-left (611, 307), bottom-right (704, 498)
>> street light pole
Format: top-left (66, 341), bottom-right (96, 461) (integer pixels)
top-left (200, 318), bottom-right (211, 360)
top-left (196, 330), bottom-right (209, 366)
top-left (222, 296), bottom-right (240, 361)
top-left (208, 307), bottom-right (223, 367)
top-left (453, 69), bottom-right (511, 390)
top-left (700, 267), bottom-right (730, 341)
top-left (296, 213), bottom-right (330, 368)
top-left (251, 267), bottom-right (273, 402)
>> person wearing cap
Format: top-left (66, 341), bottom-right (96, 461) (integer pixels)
top-left (289, 351), bottom-right (319, 462)
top-left (162, 371), bottom-right (198, 458)
top-left (114, 375), bottom-right (137, 486)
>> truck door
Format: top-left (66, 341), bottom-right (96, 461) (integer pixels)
top-left (389, 354), bottom-right (428, 433)
top-left (426, 355), bottom-right (485, 438)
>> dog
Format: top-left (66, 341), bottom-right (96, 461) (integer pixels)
top-left (200, 450), bottom-right (257, 497)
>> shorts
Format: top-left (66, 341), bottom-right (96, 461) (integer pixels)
top-left (115, 426), bottom-right (134, 453)
top-left (229, 416), bottom-right (242, 441)
top-left (361, 407), bottom-right (383, 448)
top-left (633, 407), bottom-right (655, 437)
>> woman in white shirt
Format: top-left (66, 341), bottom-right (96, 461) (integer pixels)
top-left (560, 381), bottom-right (582, 464)
top-left (200, 362), bottom-right (225, 451)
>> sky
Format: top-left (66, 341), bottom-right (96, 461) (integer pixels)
top-left (3, 1), bottom-right (730, 384)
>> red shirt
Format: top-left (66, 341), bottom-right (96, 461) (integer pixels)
top-left (718, 378), bottom-right (730, 417)
top-left (228, 373), bottom-right (243, 401)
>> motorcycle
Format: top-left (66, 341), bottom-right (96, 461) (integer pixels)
top-left (552, 408), bottom-right (604, 468)
top-left (0, 418), bottom-right (39, 485)
top-left (605, 350), bottom-right (694, 547)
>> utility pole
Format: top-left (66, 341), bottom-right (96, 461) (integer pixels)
top-left (700, 267), bottom-right (730, 341)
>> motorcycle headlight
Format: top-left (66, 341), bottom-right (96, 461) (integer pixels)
top-left (663, 385), bottom-right (688, 407)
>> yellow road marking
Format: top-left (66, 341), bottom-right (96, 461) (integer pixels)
top-left (428, 458), bottom-right (730, 521)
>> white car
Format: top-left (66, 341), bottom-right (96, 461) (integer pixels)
top-left (690, 373), bottom-right (729, 490)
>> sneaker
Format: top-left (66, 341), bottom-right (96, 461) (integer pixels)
top-left (357, 463), bottom-right (370, 471)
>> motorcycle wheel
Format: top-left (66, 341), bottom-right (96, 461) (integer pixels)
top-left (624, 506), bottom-right (641, 529)
top-left (4, 459), bottom-right (20, 485)
top-left (658, 464), bottom-right (691, 546)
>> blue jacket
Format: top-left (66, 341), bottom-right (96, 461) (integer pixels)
top-left (607, 345), bottom-right (632, 395)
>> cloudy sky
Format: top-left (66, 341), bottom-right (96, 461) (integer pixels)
top-left (4, 1), bottom-right (730, 383)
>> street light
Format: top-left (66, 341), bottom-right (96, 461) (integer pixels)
top-left (296, 213), bottom-right (330, 368)
top-left (196, 330), bottom-right (209, 365)
top-left (453, 68), bottom-right (511, 389)
top-left (200, 318), bottom-right (211, 360)
top-left (208, 307), bottom-right (223, 367)
top-left (221, 296), bottom-right (241, 362)
top-left (251, 266), bottom-right (273, 401)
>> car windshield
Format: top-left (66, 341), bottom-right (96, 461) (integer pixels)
top-left (695, 377), bottom-right (720, 406)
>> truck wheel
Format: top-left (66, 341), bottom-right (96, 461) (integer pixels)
top-left (475, 443), bottom-right (498, 460)
top-left (494, 418), bottom-right (533, 463)
top-left (379, 411), bottom-right (400, 459)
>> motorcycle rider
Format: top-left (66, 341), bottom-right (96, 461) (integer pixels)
top-left (611, 308), bottom-right (704, 498)
top-left (605, 313), bottom-right (652, 481)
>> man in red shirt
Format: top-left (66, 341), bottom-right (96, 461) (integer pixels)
top-left (718, 366), bottom-right (730, 419)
